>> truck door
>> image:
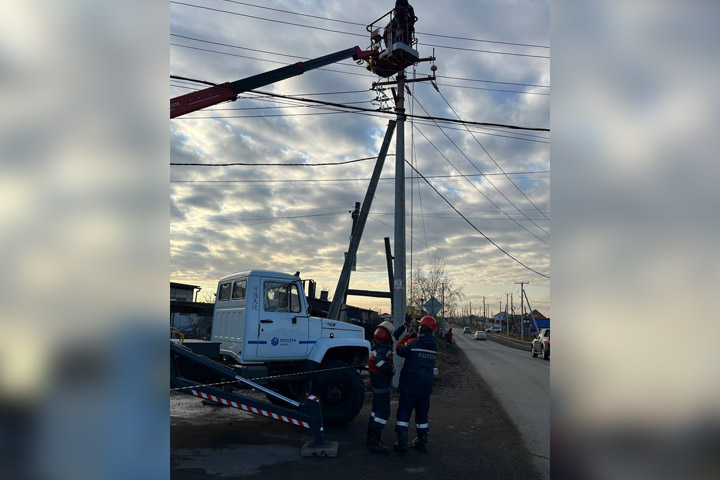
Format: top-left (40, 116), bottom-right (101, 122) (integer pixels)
top-left (256, 278), bottom-right (310, 359)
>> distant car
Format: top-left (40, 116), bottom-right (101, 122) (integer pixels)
top-left (486, 327), bottom-right (502, 333)
top-left (473, 331), bottom-right (487, 341)
top-left (463, 327), bottom-right (471, 334)
top-left (531, 328), bottom-right (550, 360)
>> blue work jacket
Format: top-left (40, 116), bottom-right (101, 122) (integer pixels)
top-left (395, 332), bottom-right (438, 396)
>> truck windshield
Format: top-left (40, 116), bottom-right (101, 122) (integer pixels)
top-left (264, 282), bottom-right (301, 313)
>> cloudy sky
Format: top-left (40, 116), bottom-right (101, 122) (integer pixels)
top-left (170, 0), bottom-right (550, 316)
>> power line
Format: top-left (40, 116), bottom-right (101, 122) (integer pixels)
top-left (170, 171), bottom-right (550, 182)
top-left (216, 0), bottom-right (550, 49)
top-left (411, 95), bottom-right (550, 235)
top-left (412, 124), bottom-right (550, 245)
top-left (248, 90), bottom-right (550, 131)
top-left (405, 161), bottom-right (549, 279)
top-left (171, 33), bottom-right (550, 88)
top-left (169, 76), bottom-right (549, 131)
top-left (171, 156), bottom-right (380, 166)
top-left (169, 1), bottom-right (549, 59)
top-left (170, 42), bottom-right (550, 95)
top-left (170, 211), bottom-right (347, 236)
top-left (437, 89), bottom-right (551, 222)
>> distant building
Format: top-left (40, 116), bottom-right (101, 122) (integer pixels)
top-left (171, 282), bottom-right (213, 339)
top-left (171, 282), bottom-right (201, 302)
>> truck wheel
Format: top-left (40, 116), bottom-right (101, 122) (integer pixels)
top-left (312, 360), bottom-right (364, 427)
top-left (265, 381), bottom-right (304, 407)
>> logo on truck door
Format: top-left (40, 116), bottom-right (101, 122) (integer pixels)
top-left (271, 336), bottom-right (296, 347)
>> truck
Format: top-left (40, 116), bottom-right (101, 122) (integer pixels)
top-left (210, 270), bottom-right (369, 425)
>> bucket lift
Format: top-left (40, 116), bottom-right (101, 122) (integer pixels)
top-left (365, 8), bottom-right (421, 78)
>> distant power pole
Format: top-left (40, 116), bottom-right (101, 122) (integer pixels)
top-left (505, 292), bottom-right (510, 335)
top-left (482, 296), bottom-right (485, 323)
top-left (516, 281), bottom-right (529, 341)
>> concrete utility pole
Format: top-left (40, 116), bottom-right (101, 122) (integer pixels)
top-left (328, 120), bottom-right (396, 320)
top-left (392, 70), bottom-right (407, 333)
top-left (483, 296), bottom-right (485, 324)
top-left (516, 281), bottom-right (529, 341)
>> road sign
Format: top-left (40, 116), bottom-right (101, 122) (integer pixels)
top-left (424, 296), bottom-right (443, 316)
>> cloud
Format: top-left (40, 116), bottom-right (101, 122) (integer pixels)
top-left (170, 0), bottom-right (550, 313)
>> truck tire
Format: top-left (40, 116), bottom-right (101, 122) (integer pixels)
top-left (311, 360), bottom-right (364, 427)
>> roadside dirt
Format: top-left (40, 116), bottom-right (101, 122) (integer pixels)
top-left (171, 341), bottom-right (541, 479)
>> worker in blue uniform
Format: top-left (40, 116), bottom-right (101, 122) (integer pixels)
top-left (393, 315), bottom-right (438, 454)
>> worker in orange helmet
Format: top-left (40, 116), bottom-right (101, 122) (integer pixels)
top-left (393, 315), bottom-right (439, 454)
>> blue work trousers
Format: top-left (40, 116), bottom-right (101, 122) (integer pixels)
top-left (395, 393), bottom-right (430, 433)
top-left (370, 389), bottom-right (391, 429)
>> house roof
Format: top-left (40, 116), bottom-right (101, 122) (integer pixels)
top-left (170, 282), bottom-right (200, 290)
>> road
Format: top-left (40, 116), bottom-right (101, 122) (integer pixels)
top-left (454, 331), bottom-right (550, 479)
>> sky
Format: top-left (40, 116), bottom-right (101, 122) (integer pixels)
top-left (170, 0), bottom-right (550, 316)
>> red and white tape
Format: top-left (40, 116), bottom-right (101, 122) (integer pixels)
top-left (190, 389), bottom-right (310, 428)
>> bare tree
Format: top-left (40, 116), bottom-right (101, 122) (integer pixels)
top-left (409, 254), bottom-right (463, 320)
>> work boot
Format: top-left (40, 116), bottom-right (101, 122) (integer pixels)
top-left (411, 430), bottom-right (428, 453)
top-left (365, 418), bottom-right (374, 447)
top-left (394, 429), bottom-right (409, 454)
top-left (367, 428), bottom-right (390, 455)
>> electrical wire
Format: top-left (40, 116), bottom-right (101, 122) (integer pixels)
top-left (169, 1), bottom-right (550, 58)
top-left (170, 42), bottom-right (549, 95)
top-left (170, 33), bottom-right (550, 88)
top-left (404, 161), bottom-right (549, 279)
top-left (436, 90), bottom-right (550, 223)
top-left (216, 0), bottom-right (550, 49)
top-left (170, 171), bottom-right (550, 183)
top-left (410, 96), bottom-right (551, 232)
top-left (171, 156), bottom-right (380, 166)
top-left (169, 76), bottom-right (549, 130)
top-left (169, 81), bottom-right (550, 142)
top-left (412, 125), bottom-right (550, 245)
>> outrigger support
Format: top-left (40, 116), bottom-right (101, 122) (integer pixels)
top-left (170, 341), bottom-right (328, 447)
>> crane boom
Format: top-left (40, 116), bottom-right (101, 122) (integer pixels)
top-left (171, 46), bottom-right (377, 118)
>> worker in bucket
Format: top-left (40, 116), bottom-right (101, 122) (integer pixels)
top-left (393, 315), bottom-right (439, 454)
top-left (366, 320), bottom-right (397, 454)
top-left (384, 0), bottom-right (416, 48)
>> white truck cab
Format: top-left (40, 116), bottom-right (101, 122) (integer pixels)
top-left (210, 271), bottom-right (369, 426)
top-left (212, 270), bottom-right (368, 364)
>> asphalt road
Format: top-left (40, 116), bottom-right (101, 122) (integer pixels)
top-left (454, 331), bottom-right (550, 479)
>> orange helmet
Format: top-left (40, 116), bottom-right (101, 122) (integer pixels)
top-left (419, 315), bottom-right (437, 332)
top-left (373, 320), bottom-right (395, 343)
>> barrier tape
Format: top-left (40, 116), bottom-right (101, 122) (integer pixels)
top-left (188, 389), bottom-right (311, 428)
top-left (170, 363), bottom-right (364, 392)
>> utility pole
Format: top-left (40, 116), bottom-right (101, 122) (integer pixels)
top-left (516, 281), bottom-right (529, 341)
top-left (505, 292), bottom-right (510, 335)
top-left (483, 296), bottom-right (485, 325)
top-left (392, 70), bottom-right (407, 334)
top-left (510, 292), bottom-right (514, 335)
top-left (441, 282), bottom-right (445, 322)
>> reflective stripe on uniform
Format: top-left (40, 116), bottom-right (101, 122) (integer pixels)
top-left (416, 423), bottom-right (429, 429)
top-left (370, 411), bottom-right (375, 417)
top-left (411, 348), bottom-right (437, 355)
top-left (396, 421), bottom-right (409, 427)
top-left (375, 360), bottom-right (385, 367)
top-left (373, 417), bottom-right (387, 425)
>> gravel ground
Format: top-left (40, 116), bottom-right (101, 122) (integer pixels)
top-left (171, 342), bottom-right (541, 479)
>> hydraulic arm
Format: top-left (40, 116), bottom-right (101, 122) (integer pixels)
top-left (171, 46), bottom-right (377, 118)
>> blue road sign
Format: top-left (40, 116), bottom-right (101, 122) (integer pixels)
top-left (424, 296), bottom-right (443, 316)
